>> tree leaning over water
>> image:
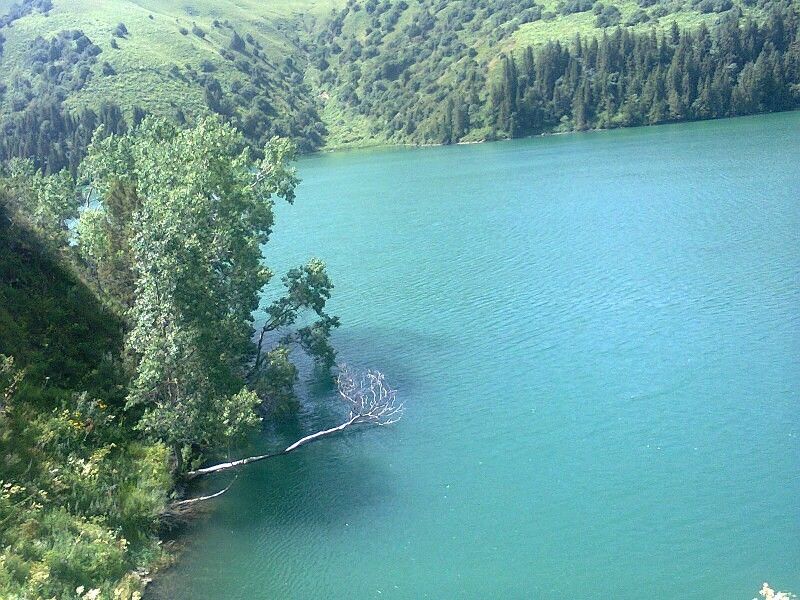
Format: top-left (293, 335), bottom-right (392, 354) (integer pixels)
top-left (77, 117), bottom-right (342, 471)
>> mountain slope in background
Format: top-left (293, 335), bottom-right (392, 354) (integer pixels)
top-left (307, 0), bottom-right (794, 147)
top-left (0, 0), bottom-right (796, 167)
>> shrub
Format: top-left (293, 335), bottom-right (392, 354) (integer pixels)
top-left (651, 4), bottom-right (670, 17)
top-left (695, 0), bottom-right (733, 12)
top-left (230, 30), bottom-right (245, 52)
top-left (235, 58), bottom-right (251, 74)
top-left (595, 3), bottom-right (621, 26)
top-left (558, 0), bottom-right (595, 15)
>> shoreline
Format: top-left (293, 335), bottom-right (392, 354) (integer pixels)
top-left (307, 108), bottom-right (800, 157)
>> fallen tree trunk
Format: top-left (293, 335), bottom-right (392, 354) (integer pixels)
top-left (184, 415), bottom-right (359, 480)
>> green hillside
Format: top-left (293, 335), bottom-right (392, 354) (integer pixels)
top-left (0, 0), bottom-right (797, 163)
top-left (0, 0), bottom-right (333, 117)
top-left (312, 0), bottom-right (766, 140)
top-left (0, 0), bottom-right (336, 172)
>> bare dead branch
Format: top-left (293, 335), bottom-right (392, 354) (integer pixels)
top-left (171, 476), bottom-right (238, 508)
top-left (335, 365), bottom-right (404, 427)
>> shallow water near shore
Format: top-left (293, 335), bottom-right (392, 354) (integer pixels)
top-left (149, 113), bottom-right (800, 599)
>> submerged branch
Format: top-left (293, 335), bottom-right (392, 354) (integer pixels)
top-left (171, 476), bottom-right (238, 508)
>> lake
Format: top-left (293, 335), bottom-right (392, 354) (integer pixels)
top-left (149, 113), bottom-right (800, 599)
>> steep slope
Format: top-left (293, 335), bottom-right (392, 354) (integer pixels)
top-left (0, 202), bottom-right (171, 599)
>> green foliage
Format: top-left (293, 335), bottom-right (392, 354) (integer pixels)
top-left (298, 313), bottom-right (340, 370)
top-left (260, 258), bottom-right (340, 369)
top-left (594, 3), bottom-right (622, 26)
top-left (484, 5), bottom-right (799, 138)
top-left (1, 158), bottom-right (78, 244)
top-left (253, 346), bottom-right (299, 414)
top-left (80, 118), bottom-right (268, 452)
top-left (0, 354), bottom-right (22, 411)
top-left (0, 393), bottom-right (169, 599)
top-left (78, 117), bottom-right (338, 459)
top-left (76, 180), bottom-right (139, 311)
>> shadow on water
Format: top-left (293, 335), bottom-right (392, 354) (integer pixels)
top-left (147, 429), bottom-right (398, 599)
top-left (147, 323), bottom-right (445, 598)
top-left (228, 444), bottom-right (396, 528)
top-left (285, 323), bottom-right (452, 428)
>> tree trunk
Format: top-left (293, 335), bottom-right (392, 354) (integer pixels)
top-left (184, 415), bottom-right (359, 480)
top-left (171, 476), bottom-right (237, 508)
top-left (173, 444), bottom-right (183, 473)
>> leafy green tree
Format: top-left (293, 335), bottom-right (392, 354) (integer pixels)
top-left (79, 117), bottom-right (338, 467)
top-left (77, 179), bottom-right (140, 311)
top-left (1, 158), bottom-right (78, 246)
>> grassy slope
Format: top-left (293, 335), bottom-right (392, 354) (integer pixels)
top-left (0, 0), bottom-right (344, 121)
top-left (510, 0), bottom-right (766, 50)
top-left (0, 213), bottom-right (121, 390)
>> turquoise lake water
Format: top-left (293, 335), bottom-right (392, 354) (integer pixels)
top-left (150, 113), bottom-right (800, 599)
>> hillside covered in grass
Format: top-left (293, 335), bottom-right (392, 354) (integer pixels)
top-left (0, 0), bottom-right (332, 172)
top-left (0, 0), bottom-right (798, 160)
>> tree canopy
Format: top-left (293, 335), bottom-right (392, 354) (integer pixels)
top-left (78, 117), bottom-right (339, 462)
